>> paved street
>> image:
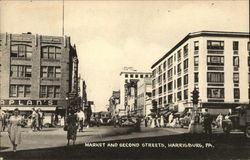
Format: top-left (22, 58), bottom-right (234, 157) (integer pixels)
top-left (1, 126), bottom-right (250, 160)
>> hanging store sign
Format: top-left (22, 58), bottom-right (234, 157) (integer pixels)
top-left (0, 100), bottom-right (58, 106)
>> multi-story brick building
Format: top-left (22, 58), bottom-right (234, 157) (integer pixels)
top-left (119, 67), bottom-right (151, 113)
top-left (151, 31), bottom-right (250, 114)
top-left (0, 32), bottom-right (79, 115)
top-left (137, 77), bottom-right (152, 117)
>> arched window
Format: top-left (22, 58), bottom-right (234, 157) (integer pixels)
top-left (11, 44), bottom-right (32, 58)
top-left (41, 46), bottom-right (61, 60)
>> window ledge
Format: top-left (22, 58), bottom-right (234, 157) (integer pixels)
top-left (11, 57), bottom-right (31, 61)
top-left (41, 78), bottom-right (60, 81)
top-left (41, 59), bottom-right (60, 62)
top-left (11, 77), bottom-right (31, 80)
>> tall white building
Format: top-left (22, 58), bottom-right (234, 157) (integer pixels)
top-left (151, 31), bottom-right (250, 114)
top-left (119, 67), bottom-right (151, 112)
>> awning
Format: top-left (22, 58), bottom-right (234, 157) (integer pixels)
top-left (1, 106), bottom-right (57, 111)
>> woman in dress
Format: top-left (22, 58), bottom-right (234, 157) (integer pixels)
top-left (66, 110), bottom-right (78, 146)
top-left (8, 108), bottom-right (22, 152)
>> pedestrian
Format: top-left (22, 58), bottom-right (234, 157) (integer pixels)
top-left (144, 116), bottom-right (148, 127)
top-left (37, 108), bottom-right (44, 130)
top-left (31, 108), bottom-right (37, 131)
top-left (76, 109), bottom-right (85, 132)
top-left (66, 110), bottom-right (78, 146)
top-left (160, 115), bottom-right (164, 127)
top-left (0, 107), bottom-right (3, 132)
top-left (7, 108), bottom-right (22, 152)
top-left (216, 113), bottom-right (223, 128)
top-left (203, 109), bottom-right (212, 135)
top-left (168, 113), bottom-right (173, 127)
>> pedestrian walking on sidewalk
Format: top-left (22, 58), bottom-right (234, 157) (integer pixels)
top-left (76, 109), bottom-right (85, 132)
top-left (203, 109), bottom-right (213, 135)
top-left (8, 108), bottom-right (22, 152)
top-left (67, 110), bottom-right (78, 146)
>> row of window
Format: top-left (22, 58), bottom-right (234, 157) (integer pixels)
top-left (124, 74), bottom-right (151, 78)
top-left (9, 85), bottom-right (60, 98)
top-left (153, 41), bottom-right (250, 77)
top-left (10, 65), bottom-right (61, 78)
top-left (10, 44), bottom-right (62, 60)
top-left (154, 87), bottom-right (242, 104)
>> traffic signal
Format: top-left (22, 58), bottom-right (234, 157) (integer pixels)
top-left (191, 87), bottom-right (199, 104)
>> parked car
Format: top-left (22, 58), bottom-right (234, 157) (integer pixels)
top-left (222, 105), bottom-right (250, 138)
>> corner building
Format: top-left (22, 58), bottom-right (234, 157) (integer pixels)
top-left (151, 31), bottom-right (250, 114)
top-left (0, 33), bottom-right (79, 114)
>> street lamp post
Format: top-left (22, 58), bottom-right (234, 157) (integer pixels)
top-left (65, 97), bottom-right (69, 125)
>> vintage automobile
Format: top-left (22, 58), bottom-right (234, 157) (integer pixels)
top-left (222, 105), bottom-right (250, 138)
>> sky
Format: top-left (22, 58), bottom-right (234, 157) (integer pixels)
top-left (0, 0), bottom-right (249, 111)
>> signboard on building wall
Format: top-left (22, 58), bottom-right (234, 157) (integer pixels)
top-left (0, 100), bottom-right (58, 106)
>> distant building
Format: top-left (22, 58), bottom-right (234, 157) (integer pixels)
top-left (137, 77), bottom-right (152, 117)
top-left (119, 67), bottom-right (152, 113)
top-left (108, 90), bottom-right (120, 116)
top-left (0, 32), bottom-right (79, 115)
top-left (151, 31), bottom-right (250, 114)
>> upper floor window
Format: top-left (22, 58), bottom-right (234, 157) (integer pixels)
top-left (248, 57), bottom-right (250, 66)
top-left (207, 40), bottom-right (224, 50)
top-left (11, 44), bottom-right (32, 58)
top-left (183, 59), bottom-right (188, 70)
top-left (233, 56), bottom-right (239, 66)
top-left (194, 41), bottom-right (199, 50)
top-left (41, 66), bottom-right (61, 78)
top-left (234, 88), bottom-right (240, 99)
top-left (207, 72), bottom-right (224, 83)
top-left (10, 65), bottom-right (32, 78)
top-left (184, 74), bottom-right (188, 85)
top-left (177, 77), bottom-right (182, 88)
top-left (184, 44), bottom-right (188, 56)
top-left (248, 42), bottom-right (250, 51)
top-left (207, 56), bottom-right (224, 65)
top-left (10, 85), bottom-right (31, 97)
top-left (40, 85), bottom-right (60, 98)
top-left (167, 68), bottom-right (173, 78)
top-left (167, 56), bottom-right (173, 66)
top-left (125, 74), bottom-right (128, 78)
top-left (194, 72), bottom-right (199, 83)
top-left (177, 91), bottom-right (182, 101)
top-left (168, 81), bottom-right (173, 91)
top-left (184, 89), bottom-right (188, 100)
top-left (177, 50), bottom-right (182, 59)
top-left (233, 73), bottom-right (239, 83)
top-left (177, 63), bottom-right (181, 73)
top-left (194, 56), bottom-right (199, 66)
top-left (163, 61), bottom-right (166, 70)
top-left (140, 75), bottom-right (143, 78)
top-left (152, 70), bottom-right (156, 77)
top-left (41, 46), bottom-right (61, 60)
top-left (135, 74), bottom-right (138, 78)
top-left (207, 88), bottom-right (224, 98)
top-left (233, 41), bottom-right (239, 50)
top-left (130, 74), bottom-right (133, 78)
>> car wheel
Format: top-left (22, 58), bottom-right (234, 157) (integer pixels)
top-left (245, 126), bottom-right (250, 139)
